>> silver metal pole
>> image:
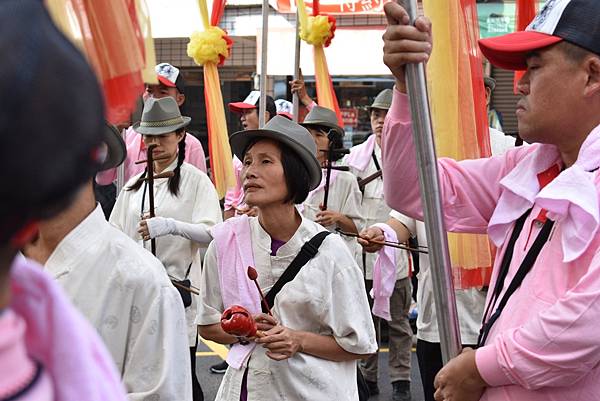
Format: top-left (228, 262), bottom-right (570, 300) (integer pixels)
top-left (404, 0), bottom-right (461, 364)
top-left (259, 0), bottom-right (269, 128)
top-left (292, 9), bottom-right (301, 122)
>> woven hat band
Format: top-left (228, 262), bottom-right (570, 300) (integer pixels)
top-left (140, 116), bottom-right (184, 128)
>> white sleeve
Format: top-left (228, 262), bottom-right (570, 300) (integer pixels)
top-left (320, 238), bottom-right (377, 354)
top-left (109, 187), bottom-right (129, 232)
top-left (339, 174), bottom-right (365, 232)
top-left (195, 242), bottom-right (224, 326)
top-left (145, 217), bottom-right (212, 244)
top-left (389, 210), bottom-right (417, 237)
top-left (192, 173), bottom-right (223, 228)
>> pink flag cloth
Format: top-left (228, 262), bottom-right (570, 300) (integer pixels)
top-left (370, 223), bottom-right (399, 321)
top-left (488, 125), bottom-right (600, 262)
top-left (345, 134), bottom-right (376, 172)
top-left (6, 256), bottom-right (127, 401)
top-left (210, 216), bottom-right (261, 369)
top-left (223, 156), bottom-right (246, 212)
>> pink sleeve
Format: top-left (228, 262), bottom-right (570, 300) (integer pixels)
top-left (95, 126), bottom-right (137, 185)
top-left (184, 134), bottom-right (207, 173)
top-left (95, 168), bottom-right (117, 185)
top-left (223, 158), bottom-right (243, 210)
top-left (381, 88), bottom-right (531, 233)
top-left (476, 250), bottom-right (600, 389)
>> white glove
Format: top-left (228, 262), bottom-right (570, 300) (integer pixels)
top-left (145, 217), bottom-right (213, 244)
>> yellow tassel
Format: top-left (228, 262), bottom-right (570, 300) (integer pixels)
top-left (300, 15), bottom-right (333, 47)
top-left (187, 26), bottom-right (230, 66)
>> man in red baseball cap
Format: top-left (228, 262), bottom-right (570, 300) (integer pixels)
top-left (228, 90), bottom-right (277, 131)
top-left (380, 0), bottom-right (600, 400)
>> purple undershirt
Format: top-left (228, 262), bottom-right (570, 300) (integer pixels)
top-left (270, 238), bottom-right (286, 255)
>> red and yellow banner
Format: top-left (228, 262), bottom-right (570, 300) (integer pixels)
top-left (271, 0), bottom-right (392, 14)
top-left (297, 0), bottom-right (343, 126)
top-left (187, 0), bottom-right (235, 198)
top-left (423, 0), bottom-right (493, 289)
top-left (46, 0), bottom-right (154, 125)
top-left (514, 0), bottom-right (537, 91)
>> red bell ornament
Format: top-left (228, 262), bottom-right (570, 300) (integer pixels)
top-left (220, 305), bottom-right (257, 337)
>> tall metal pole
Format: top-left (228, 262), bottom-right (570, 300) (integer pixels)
top-left (403, 0), bottom-right (461, 363)
top-left (259, 0), bottom-right (269, 128)
top-left (292, 9), bottom-right (301, 122)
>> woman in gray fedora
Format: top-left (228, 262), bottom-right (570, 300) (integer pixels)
top-left (196, 115), bottom-right (377, 400)
top-left (110, 96), bottom-right (222, 401)
top-left (300, 105), bottom-right (365, 256)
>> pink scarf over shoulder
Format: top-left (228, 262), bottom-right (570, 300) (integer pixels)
top-left (345, 134), bottom-right (377, 172)
top-left (489, 124), bottom-right (600, 262)
top-left (210, 216), bottom-right (261, 369)
top-left (370, 223), bottom-right (400, 321)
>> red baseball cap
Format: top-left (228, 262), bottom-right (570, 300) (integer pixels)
top-left (479, 0), bottom-right (600, 71)
top-left (228, 91), bottom-right (277, 117)
top-left (155, 63), bottom-right (186, 93)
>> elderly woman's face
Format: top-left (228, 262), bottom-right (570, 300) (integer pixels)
top-left (241, 139), bottom-right (288, 208)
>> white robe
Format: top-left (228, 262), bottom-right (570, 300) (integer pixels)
top-left (197, 216), bottom-right (378, 401)
top-left (343, 141), bottom-right (406, 280)
top-left (110, 161), bottom-right (222, 344)
top-left (301, 169), bottom-right (365, 258)
top-left (45, 205), bottom-right (192, 401)
top-left (390, 210), bottom-right (486, 345)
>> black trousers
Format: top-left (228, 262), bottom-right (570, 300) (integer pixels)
top-left (416, 339), bottom-right (476, 401)
top-left (190, 345), bottom-right (204, 401)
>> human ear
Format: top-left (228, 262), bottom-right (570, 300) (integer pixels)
top-left (583, 56), bottom-right (600, 98)
top-left (176, 93), bottom-right (186, 107)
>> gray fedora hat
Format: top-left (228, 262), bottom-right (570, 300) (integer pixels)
top-left (300, 105), bottom-right (345, 138)
top-left (368, 88), bottom-right (393, 111)
top-left (133, 97), bottom-right (191, 135)
top-left (230, 116), bottom-right (322, 190)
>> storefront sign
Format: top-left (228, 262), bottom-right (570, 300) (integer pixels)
top-left (341, 108), bottom-right (358, 127)
top-left (269, 0), bottom-right (392, 14)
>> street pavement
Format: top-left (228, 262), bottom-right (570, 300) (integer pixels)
top-left (195, 338), bottom-right (426, 401)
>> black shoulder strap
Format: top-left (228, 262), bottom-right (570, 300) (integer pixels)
top-left (371, 149), bottom-right (381, 171)
top-left (263, 231), bottom-right (331, 312)
top-left (477, 211), bottom-right (554, 347)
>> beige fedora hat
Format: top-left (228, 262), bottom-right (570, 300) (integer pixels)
top-left (229, 116), bottom-right (322, 190)
top-left (133, 97), bottom-right (191, 135)
top-left (368, 88), bottom-right (393, 111)
top-left (300, 105), bottom-right (345, 139)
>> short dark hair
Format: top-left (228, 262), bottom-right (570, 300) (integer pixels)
top-left (265, 96), bottom-right (277, 121)
top-left (556, 41), bottom-right (598, 64)
top-left (243, 138), bottom-right (311, 204)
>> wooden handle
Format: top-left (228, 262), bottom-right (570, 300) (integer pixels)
top-left (357, 170), bottom-right (383, 189)
top-left (336, 229), bottom-right (429, 254)
top-left (171, 280), bottom-right (200, 295)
